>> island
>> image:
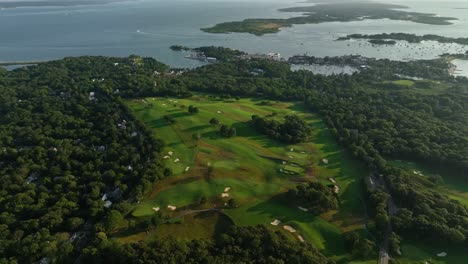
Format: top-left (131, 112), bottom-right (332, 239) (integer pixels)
top-left (201, 2), bottom-right (457, 36)
top-left (337, 33), bottom-right (468, 45)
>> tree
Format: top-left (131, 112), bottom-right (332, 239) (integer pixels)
top-left (219, 125), bottom-right (236, 138)
top-left (104, 210), bottom-right (123, 233)
top-left (209, 118), bottom-right (219, 125)
top-left (188, 105), bottom-right (199, 114)
top-left (227, 198), bottom-right (237, 208)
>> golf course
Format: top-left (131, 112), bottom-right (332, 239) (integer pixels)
top-left (118, 95), bottom-right (370, 261)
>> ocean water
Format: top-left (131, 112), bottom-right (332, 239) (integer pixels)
top-left (1, 0), bottom-right (468, 68)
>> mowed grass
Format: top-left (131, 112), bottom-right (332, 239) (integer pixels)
top-left (125, 96), bottom-right (368, 260)
top-left (384, 79), bottom-right (415, 87)
top-left (396, 238), bottom-right (468, 264)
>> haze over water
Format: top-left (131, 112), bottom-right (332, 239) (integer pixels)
top-left (1, 0), bottom-right (468, 68)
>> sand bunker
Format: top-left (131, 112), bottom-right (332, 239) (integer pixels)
top-left (298, 206), bottom-right (309, 212)
top-left (152, 207), bottom-right (160, 212)
top-left (297, 235), bottom-right (304, 242)
top-left (167, 205), bottom-right (177, 211)
top-left (163, 156), bottom-right (170, 159)
top-left (270, 219), bottom-right (281, 226)
top-left (224, 187), bottom-right (231, 192)
top-left (321, 158), bottom-right (329, 164)
top-left (221, 193), bottom-right (230, 198)
top-left (168, 151), bottom-right (174, 156)
top-left (436, 252), bottom-right (447, 257)
top-left (333, 185), bottom-right (340, 194)
top-left (329, 177), bottom-right (336, 183)
top-left (283, 225), bottom-right (296, 233)
top-left (185, 166), bottom-right (190, 172)
top-left (174, 158), bottom-right (180, 163)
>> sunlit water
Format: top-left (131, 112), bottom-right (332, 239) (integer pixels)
top-left (452, 59), bottom-right (468, 77)
top-left (1, 0), bottom-right (467, 68)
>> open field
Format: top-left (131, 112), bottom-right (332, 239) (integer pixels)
top-left (383, 79), bottom-right (415, 87)
top-left (122, 95), bottom-right (368, 260)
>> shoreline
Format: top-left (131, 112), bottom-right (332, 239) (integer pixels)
top-left (0, 60), bottom-right (48, 66)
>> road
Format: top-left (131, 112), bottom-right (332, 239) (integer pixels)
top-left (367, 174), bottom-right (399, 264)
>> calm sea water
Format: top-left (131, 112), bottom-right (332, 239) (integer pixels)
top-left (1, 0), bottom-right (468, 69)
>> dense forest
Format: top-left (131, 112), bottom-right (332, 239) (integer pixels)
top-left (0, 57), bottom-right (168, 263)
top-left (251, 115), bottom-right (312, 143)
top-left (1, 48), bottom-right (467, 262)
top-left (287, 182), bottom-right (339, 214)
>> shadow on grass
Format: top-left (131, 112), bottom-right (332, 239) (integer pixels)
top-left (184, 124), bottom-right (211, 133)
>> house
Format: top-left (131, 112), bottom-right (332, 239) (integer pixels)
top-left (89, 92), bottom-right (96, 101)
top-left (96, 146), bottom-right (106, 152)
top-left (26, 173), bottom-right (39, 184)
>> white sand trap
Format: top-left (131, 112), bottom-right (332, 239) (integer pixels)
top-left (297, 235), bottom-right (305, 242)
top-left (290, 148), bottom-right (294, 152)
top-left (163, 156), bottom-right (170, 159)
top-left (333, 185), bottom-right (340, 194)
top-left (329, 177), bottom-right (336, 183)
top-left (162, 104), bottom-right (166, 106)
top-left (167, 205), bottom-right (177, 211)
top-left (217, 110), bottom-right (222, 114)
top-left (282, 161), bottom-right (287, 165)
top-left (221, 193), bottom-right (230, 198)
top-left (168, 151), bottom-right (174, 156)
top-left (224, 187), bottom-right (231, 192)
top-left (270, 219), bottom-right (281, 226)
top-left (298, 206), bottom-right (309, 212)
top-left (152, 207), bottom-right (160, 212)
top-left (301, 151), bottom-right (306, 154)
top-left (283, 225), bottom-right (296, 233)
top-left (288, 155), bottom-right (294, 159)
top-left (174, 158), bottom-right (180, 163)
top-left (436, 252), bottom-right (447, 257)
top-left (185, 166), bottom-right (190, 172)
top-left (321, 158), bottom-right (329, 164)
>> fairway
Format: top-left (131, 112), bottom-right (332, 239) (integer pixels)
top-left (124, 95), bottom-right (368, 260)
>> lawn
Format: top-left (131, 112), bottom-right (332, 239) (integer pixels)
top-left (384, 79), bottom-right (415, 87)
top-left (396, 238), bottom-right (468, 264)
top-left (123, 95), bottom-right (369, 260)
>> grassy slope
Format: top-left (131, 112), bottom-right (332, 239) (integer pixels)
top-left (125, 96), bottom-right (368, 260)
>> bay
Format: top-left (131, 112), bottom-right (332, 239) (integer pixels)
top-left (1, 0), bottom-right (467, 68)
